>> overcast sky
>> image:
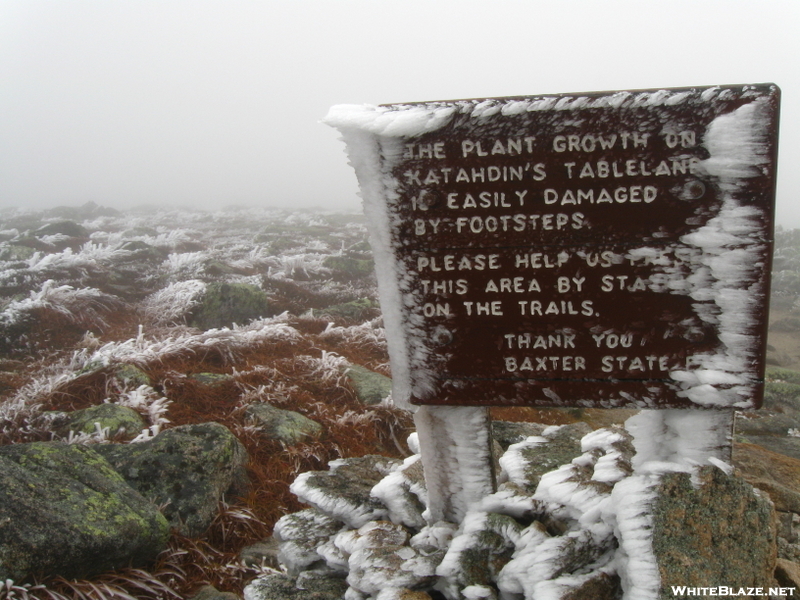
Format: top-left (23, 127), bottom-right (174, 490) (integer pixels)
top-left (1, 1), bottom-right (798, 226)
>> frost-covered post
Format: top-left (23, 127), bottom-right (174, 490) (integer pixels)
top-left (325, 85), bottom-right (779, 520)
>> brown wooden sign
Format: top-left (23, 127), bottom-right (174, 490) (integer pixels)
top-left (326, 85), bottom-right (780, 410)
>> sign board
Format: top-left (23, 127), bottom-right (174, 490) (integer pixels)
top-left (326, 85), bottom-right (780, 410)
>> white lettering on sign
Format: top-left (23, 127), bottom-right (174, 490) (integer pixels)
top-left (517, 300), bottom-right (595, 317)
top-left (420, 279), bottom-right (469, 295)
top-left (417, 254), bottom-right (501, 272)
top-left (600, 355), bottom-right (671, 372)
top-left (404, 142), bottom-right (446, 160)
top-left (461, 137), bottom-right (537, 157)
top-left (485, 278), bottom-right (541, 293)
top-left (543, 186), bottom-right (658, 205)
top-left (564, 157), bottom-right (700, 179)
top-left (463, 301), bottom-right (504, 316)
top-left (453, 213), bottom-right (586, 233)
top-left (514, 252), bottom-right (571, 269)
top-left (552, 132), bottom-right (650, 152)
top-left (504, 355), bottom-right (587, 372)
top-left (504, 332), bottom-right (577, 349)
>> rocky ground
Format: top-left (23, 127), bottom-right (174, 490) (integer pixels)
top-left (0, 203), bottom-right (799, 599)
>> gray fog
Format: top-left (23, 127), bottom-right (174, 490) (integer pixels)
top-left (1, 1), bottom-right (799, 226)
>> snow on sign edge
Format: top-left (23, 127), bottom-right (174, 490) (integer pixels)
top-left (324, 86), bottom-right (778, 411)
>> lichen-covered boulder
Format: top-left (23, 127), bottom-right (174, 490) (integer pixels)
top-left (244, 571), bottom-right (345, 600)
top-left (345, 364), bottom-right (392, 406)
top-left (613, 464), bottom-right (777, 599)
top-left (340, 521), bottom-right (440, 596)
top-left (190, 372), bottom-right (234, 387)
top-left (0, 442), bottom-right (169, 581)
top-left (371, 454), bottom-right (427, 529)
top-left (240, 537), bottom-right (280, 568)
top-left (189, 281), bottom-right (271, 330)
top-left (290, 455), bottom-right (401, 529)
top-left (274, 508), bottom-right (344, 575)
top-left (94, 422), bottom-right (249, 536)
top-left (491, 421), bottom-right (548, 450)
top-left (499, 422), bottom-right (593, 493)
top-left (246, 402), bottom-right (323, 445)
top-left (437, 512), bottom-right (523, 598)
top-left (318, 298), bottom-right (379, 323)
top-left (778, 512), bottom-right (800, 563)
top-left (53, 403), bottom-right (146, 440)
top-left (190, 585), bottom-right (241, 600)
top-left (34, 220), bottom-right (89, 238)
top-left (115, 363), bottom-right (152, 387)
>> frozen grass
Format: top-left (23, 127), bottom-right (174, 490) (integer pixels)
top-left (0, 205), bottom-right (409, 599)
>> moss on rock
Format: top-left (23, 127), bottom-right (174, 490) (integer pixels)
top-left (54, 403), bottom-right (146, 440)
top-left (189, 281), bottom-right (271, 330)
top-left (0, 442), bottom-right (169, 582)
top-left (94, 422), bottom-right (249, 536)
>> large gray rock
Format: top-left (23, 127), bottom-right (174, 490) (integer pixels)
top-left (246, 402), bottom-right (322, 445)
top-left (34, 220), bottom-right (89, 239)
top-left (244, 572), bottom-right (345, 600)
top-left (290, 455), bottom-right (401, 529)
top-left (189, 282), bottom-right (271, 330)
top-left (0, 442), bottom-right (169, 581)
top-left (500, 422), bottom-right (593, 493)
top-left (436, 513), bottom-right (522, 598)
top-left (273, 508), bottom-right (344, 575)
top-left (491, 421), bottom-right (548, 450)
top-left (190, 585), bottom-right (240, 600)
top-left (95, 422), bottom-right (249, 536)
top-left (650, 466), bottom-right (776, 596)
top-left (344, 364), bottom-right (392, 406)
top-left (53, 403), bottom-right (146, 440)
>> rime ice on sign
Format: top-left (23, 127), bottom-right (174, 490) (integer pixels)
top-left (326, 85), bottom-right (779, 411)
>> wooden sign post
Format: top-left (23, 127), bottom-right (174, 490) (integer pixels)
top-left (326, 85), bottom-right (780, 522)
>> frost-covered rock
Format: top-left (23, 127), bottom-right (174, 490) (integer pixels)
top-left (610, 464), bottom-right (776, 599)
top-left (345, 364), bottom-right (392, 406)
top-left (274, 423), bottom-right (778, 600)
top-left (533, 426), bottom-right (635, 520)
top-left (0, 442), bottom-right (169, 581)
top-left (239, 536), bottom-right (280, 568)
top-left (246, 402), bottom-right (323, 445)
top-left (343, 522), bottom-right (441, 595)
top-left (190, 585), bottom-right (240, 600)
top-left (491, 421), bottom-right (547, 450)
top-left (244, 571), bottom-right (345, 600)
top-left (436, 512), bottom-right (522, 598)
top-left (499, 422), bottom-right (593, 493)
top-left (189, 281), bottom-right (271, 330)
top-left (94, 422), bottom-right (249, 536)
top-left (35, 220), bottom-right (89, 239)
top-left (52, 402), bottom-right (146, 440)
top-left (290, 455), bottom-right (401, 528)
top-left (371, 454), bottom-right (427, 529)
top-left (274, 508), bottom-right (344, 575)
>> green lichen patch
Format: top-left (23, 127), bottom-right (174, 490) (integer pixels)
top-left (189, 282), bottom-right (271, 330)
top-left (54, 403), bottom-right (146, 440)
top-left (0, 442), bottom-right (169, 582)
